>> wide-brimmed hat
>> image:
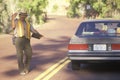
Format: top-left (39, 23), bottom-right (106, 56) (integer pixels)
top-left (18, 9), bottom-right (28, 15)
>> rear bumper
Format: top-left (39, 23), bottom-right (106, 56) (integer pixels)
top-left (69, 57), bottom-right (120, 60)
top-left (68, 51), bottom-right (120, 60)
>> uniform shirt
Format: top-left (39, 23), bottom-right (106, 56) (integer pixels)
top-left (14, 19), bottom-right (37, 38)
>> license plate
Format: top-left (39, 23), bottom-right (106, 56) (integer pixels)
top-left (93, 44), bottom-right (106, 51)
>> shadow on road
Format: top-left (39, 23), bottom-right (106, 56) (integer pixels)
top-left (2, 36), bottom-right (70, 77)
top-left (81, 63), bottom-right (120, 73)
top-left (31, 36), bottom-right (69, 71)
top-left (1, 55), bottom-right (17, 60)
top-left (64, 62), bottom-right (120, 80)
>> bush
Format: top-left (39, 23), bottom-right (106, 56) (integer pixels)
top-left (52, 4), bottom-right (58, 12)
top-left (0, 27), bottom-right (2, 33)
top-left (67, 9), bottom-right (81, 18)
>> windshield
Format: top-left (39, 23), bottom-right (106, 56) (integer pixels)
top-left (75, 22), bottom-right (120, 37)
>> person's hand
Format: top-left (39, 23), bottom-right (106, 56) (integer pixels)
top-left (36, 32), bottom-right (43, 37)
top-left (12, 13), bottom-right (18, 19)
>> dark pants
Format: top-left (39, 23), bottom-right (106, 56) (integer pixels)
top-left (15, 36), bottom-right (32, 73)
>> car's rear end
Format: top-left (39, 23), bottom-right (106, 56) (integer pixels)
top-left (68, 19), bottom-right (120, 70)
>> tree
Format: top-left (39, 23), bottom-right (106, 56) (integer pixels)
top-left (67, 0), bottom-right (120, 19)
top-left (0, 0), bottom-right (48, 33)
top-left (18, 0), bottom-right (48, 24)
top-left (0, 0), bottom-right (11, 33)
top-left (67, 0), bottom-right (81, 18)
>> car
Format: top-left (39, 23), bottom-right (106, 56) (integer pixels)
top-left (68, 19), bottom-right (120, 70)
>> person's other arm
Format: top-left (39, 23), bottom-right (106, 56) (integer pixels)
top-left (11, 13), bottom-right (17, 29)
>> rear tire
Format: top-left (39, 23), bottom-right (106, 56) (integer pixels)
top-left (71, 60), bottom-right (80, 70)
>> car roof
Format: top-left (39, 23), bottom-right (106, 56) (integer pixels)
top-left (81, 19), bottom-right (120, 23)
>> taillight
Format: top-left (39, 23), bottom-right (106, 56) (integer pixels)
top-left (68, 44), bottom-right (88, 50)
top-left (111, 44), bottom-right (120, 50)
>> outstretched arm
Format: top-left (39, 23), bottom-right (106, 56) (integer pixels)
top-left (30, 25), bottom-right (43, 36)
top-left (30, 25), bottom-right (39, 33)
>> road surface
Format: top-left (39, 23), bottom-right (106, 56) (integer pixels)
top-left (1, 15), bottom-right (120, 80)
top-left (0, 15), bottom-right (79, 80)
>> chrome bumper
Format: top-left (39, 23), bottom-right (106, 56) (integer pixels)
top-left (68, 51), bottom-right (120, 60)
top-left (69, 56), bottom-right (120, 60)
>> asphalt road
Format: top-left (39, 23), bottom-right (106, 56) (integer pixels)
top-left (1, 15), bottom-right (120, 80)
top-left (50, 62), bottom-right (120, 80)
top-left (0, 15), bottom-right (79, 80)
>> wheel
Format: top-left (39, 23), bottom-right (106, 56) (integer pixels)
top-left (71, 60), bottom-right (80, 70)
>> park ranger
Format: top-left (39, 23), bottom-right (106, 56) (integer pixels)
top-left (11, 11), bottom-right (40, 75)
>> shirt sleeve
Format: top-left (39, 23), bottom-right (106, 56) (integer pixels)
top-left (30, 24), bottom-right (38, 33)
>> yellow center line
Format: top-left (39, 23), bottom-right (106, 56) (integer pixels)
top-left (34, 57), bottom-right (70, 80)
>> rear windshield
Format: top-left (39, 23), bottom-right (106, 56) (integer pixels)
top-left (75, 22), bottom-right (120, 37)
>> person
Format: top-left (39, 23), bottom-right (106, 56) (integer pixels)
top-left (11, 11), bottom-right (40, 75)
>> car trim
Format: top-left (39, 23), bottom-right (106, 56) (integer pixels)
top-left (68, 50), bottom-right (88, 52)
top-left (68, 54), bottom-right (120, 57)
top-left (112, 50), bottom-right (120, 51)
top-left (68, 50), bottom-right (120, 52)
top-left (69, 57), bottom-right (120, 60)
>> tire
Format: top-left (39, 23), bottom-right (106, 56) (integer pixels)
top-left (71, 60), bottom-right (80, 70)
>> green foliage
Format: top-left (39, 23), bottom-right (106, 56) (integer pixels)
top-left (52, 4), bottom-right (58, 12)
top-left (116, 0), bottom-right (120, 9)
top-left (93, 1), bottom-right (105, 13)
top-left (67, 0), bottom-right (81, 18)
top-left (0, 0), bottom-right (48, 34)
top-left (67, 0), bottom-right (120, 19)
top-left (0, 27), bottom-right (2, 33)
top-left (18, 0), bottom-right (48, 24)
top-left (0, 0), bottom-right (2, 3)
top-left (0, 0), bottom-right (10, 33)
